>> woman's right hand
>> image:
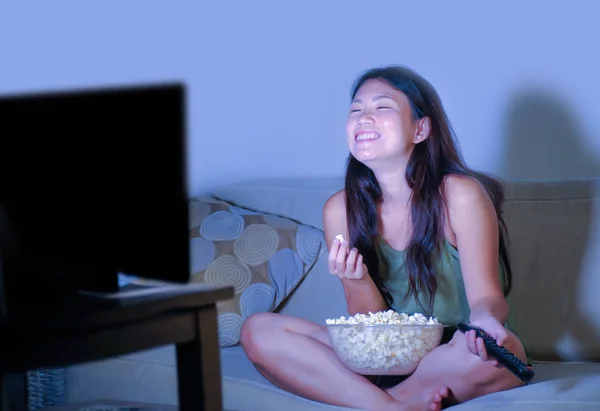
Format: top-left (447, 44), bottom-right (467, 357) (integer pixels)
top-left (328, 237), bottom-right (368, 280)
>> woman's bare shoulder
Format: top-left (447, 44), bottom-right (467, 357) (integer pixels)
top-left (442, 174), bottom-right (491, 209)
top-left (441, 174), bottom-right (495, 244)
top-left (323, 189), bottom-right (345, 212)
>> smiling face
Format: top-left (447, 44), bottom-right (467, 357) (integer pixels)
top-left (346, 78), bottom-right (428, 166)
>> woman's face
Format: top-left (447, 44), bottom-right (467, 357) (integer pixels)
top-left (346, 78), bottom-right (421, 166)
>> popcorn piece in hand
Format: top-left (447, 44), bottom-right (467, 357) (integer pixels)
top-left (335, 234), bottom-right (345, 242)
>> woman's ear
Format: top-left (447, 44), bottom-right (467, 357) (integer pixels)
top-left (413, 117), bottom-right (431, 144)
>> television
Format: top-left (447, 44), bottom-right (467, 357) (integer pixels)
top-left (0, 82), bottom-right (190, 317)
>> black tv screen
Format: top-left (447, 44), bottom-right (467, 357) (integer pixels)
top-left (0, 82), bottom-right (190, 314)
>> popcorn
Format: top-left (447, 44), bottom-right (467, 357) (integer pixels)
top-left (326, 310), bottom-right (439, 325)
top-left (326, 310), bottom-right (442, 374)
top-left (335, 234), bottom-right (345, 242)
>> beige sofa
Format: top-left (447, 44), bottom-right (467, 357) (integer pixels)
top-left (62, 177), bottom-right (600, 411)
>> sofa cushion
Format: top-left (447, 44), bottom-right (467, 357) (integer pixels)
top-left (65, 345), bottom-right (354, 411)
top-left (212, 177), bottom-right (345, 231)
top-left (64, 345), bottom-right (600, 411)
top-left (214, 177), bottom-right (600, 362)
top-left (128, 196), bottom-right (325, 348)
top-left (276, 255), bottom-right (350, 324)
top-left (502, 179), bottom-right (600, 362)
top-left (455, 362), bottom-right (600, 411)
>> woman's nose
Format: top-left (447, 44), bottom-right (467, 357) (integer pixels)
top-left (357, 112), bottom-right (374, 125)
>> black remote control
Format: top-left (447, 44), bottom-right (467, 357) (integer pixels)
top-left (457, 323), bottom-right (534, 383)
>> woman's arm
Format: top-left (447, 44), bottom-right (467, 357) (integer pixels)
top-left (445, 175), bottom-right (510, 327)
top-left (322, 191), bottom-right (388, 315)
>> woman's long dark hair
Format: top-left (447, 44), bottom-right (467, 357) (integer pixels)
top-left (345, 66), bottom-right (512, 315)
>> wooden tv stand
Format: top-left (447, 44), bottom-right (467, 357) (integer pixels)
top-left (0, 283), bottom-right (234, 411)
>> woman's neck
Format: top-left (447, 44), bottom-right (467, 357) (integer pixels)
top-left (373, 166), bottom-right (412, 207)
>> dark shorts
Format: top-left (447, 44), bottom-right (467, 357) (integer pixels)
top-left (371, 326), bottom-right (457, 388)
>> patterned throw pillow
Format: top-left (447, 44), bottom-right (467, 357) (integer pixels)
top-left (188, 197), bottom-right (325, 347)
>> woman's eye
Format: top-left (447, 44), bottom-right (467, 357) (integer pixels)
top-left (350, 109), bottom-right (361, 113)
top-left (377, 106), bottom-right (391, 110)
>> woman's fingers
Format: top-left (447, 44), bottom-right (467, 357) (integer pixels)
top-left (466, 331), bottom-right (478, 356)
top-left (476, 337), bottom-right (489, 361)
top-left (354, 253), bottom-right (365, 279)
top-left (345, 248), bottom-right (358, 277)
top-left (327, 239), bottom-right (341, 274)
top-left (335, 241), bottom-right (350, 275)
top-left (328, 239), bottom-right (367, 280)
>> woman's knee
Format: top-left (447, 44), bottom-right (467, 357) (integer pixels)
top-left (452, 329), bottom-right (527, 388)
top-left (240, 313), bottom-right (326, 362)
top-left (240, 312), bottom-right (279, 362)
top-left (504, 330), bottom-right (528, 364)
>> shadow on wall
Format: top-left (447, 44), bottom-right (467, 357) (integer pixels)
top-left (501, 88), bottom-right (600, 180)
top-left (501, 88), bottom-right (600, 362)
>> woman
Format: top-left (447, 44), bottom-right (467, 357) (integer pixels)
top-left (240, 66), bottom-right (528, 411)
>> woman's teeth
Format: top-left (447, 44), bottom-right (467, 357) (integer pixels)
top-left (356, 133), bottom-right (380, 141)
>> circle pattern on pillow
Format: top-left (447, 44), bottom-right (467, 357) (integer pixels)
top-left (190, 237), bottom-right (216, 273)
top-left (200, 210), bottom-right (244, 241)
top-left (188, 197), bottom-right (325, 348)
top-left (204, 255), bottom-right (252, 294)
top-left (218, 312), bottom-right (244, 347)
top-left (239, 283), bottom-right (276, 319)
top-left (234, 224), bottom-right (279, 266)
top-left (189, 201), bottom-right (211, 229)
top-left (296, 225), bottom-right (324, 264)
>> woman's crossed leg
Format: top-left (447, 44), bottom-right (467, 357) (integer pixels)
top-left (241, 313), bottom-right (460, 411)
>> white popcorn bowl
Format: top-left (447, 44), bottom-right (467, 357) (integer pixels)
top-left (326, 323), bottom-right (445, 375)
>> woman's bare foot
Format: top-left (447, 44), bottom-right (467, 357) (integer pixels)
top-left (385, 384), bottom-right (449, 411)
top-left (428, 386), bottom-right (449, 410)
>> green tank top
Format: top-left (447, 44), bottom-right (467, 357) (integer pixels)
top-left (377, 241), bottom-right (532, 361)
top-left (377, 238), bottom-right (505, 326)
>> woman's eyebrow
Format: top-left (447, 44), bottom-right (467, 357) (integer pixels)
top-left (351, 94), bottom-right (395, 104)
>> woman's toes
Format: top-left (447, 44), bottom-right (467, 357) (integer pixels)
top-left (428, 388), bottom-right (445, 411)
top-left (429, 400), bottom-right (442, 411)
top-left (439, 385), bottom-right (449, 398)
